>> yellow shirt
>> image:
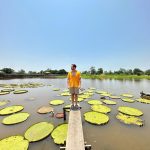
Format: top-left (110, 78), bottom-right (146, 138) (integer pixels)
top-left (67, 70), bottom-right (81, 88)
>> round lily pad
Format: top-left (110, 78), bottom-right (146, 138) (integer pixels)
top-left (100, 93), bottom-right (111, 97)
top-left (0, 105), bottom-right (24, 115)
top-left (118, 106), bottom-right (143, 116)
top-left (0, 91), bottom-right (10, 95)
top-left (91, 104), bottom-right (111, 114)
top-left (55, 113), bottom-right (64, 118)
top-left (89, 87), bottom-right (96, 90)
top-left (121, 94), bottom-right (133, 98)
top-left (60, 92), bottom-right (71, 96)
top-left (64, 104), bottom-right (71, 112)
top-left (37, 106), bottom-right (54, 114)
top-left (78, 95), bottom-right (91, 99)
top-left (103, 100), bottom-right (116, 105)
top-left (51, 123), bottom-right (68, 144)
top-left (116, 113), bottom-right (143, 126)
top-left (1, 89), bottom-right (14, 92)
top-left (83, 92), bottom-right (93, 96)
top-left (52, 88), bottom-right (60, 91)
top-left (88, 100), bottom-right (102, 105)
top-left (0, 100), bottom-right (10, 107)
top-left (136, 98), bottom-right (150, 104)
top-left (0, 135), bottom-right (29, 150)
top-left (121, 98), bottom-right (135, 103)
top-left (49, 100), bottom-right (64, 105)
top-left (24, 122), bottom-right (54, 142)
top-left (13, 90), bottom-right (28, 94)
top-left (109, 95), bottom-right (120, 99)
top-left (84, 111), bottom-right (109, 125)
top-left (2, 112), bottom-right (30, 125)
top-left (96, 90), bottom-right (108, 94)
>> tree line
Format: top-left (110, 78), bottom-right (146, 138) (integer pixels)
top-left (0, 67), bottom-right (150, 76)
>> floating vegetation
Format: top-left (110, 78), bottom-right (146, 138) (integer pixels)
top-left (2, 112), bottom-right (30, 125)
top-left (103, 99), bottom-right (117, 105)
top-left (91, 104), bottom-right (111, 114)
top-left (86, 89), bottom-right (95, 93)
top-left (1, 89), bottom-right (14, 92)
top-left (136, 98), bottom-right (150, 104)
top-left (51, 124), bottom-right (68, 145)
top-left (0, 83), bottom-right (44, 88)
top-left (121, 98), bottom-right (135, 103)
top-left (50, 100), bottom-right (64, 105)
top-left (78, 95), bottom-right (91, 99)
top-left (116, 113), bottom-right (143, 126)
top-left (84, 111), bottom-right (109, 125)
top-left (13, 90), bottom-right (28, 94)
top-left (0, 105), bottom-right (24, 115)
top-left (0, 91), bottom-right (10, 95)
top-left (63, 89), bottom-right (69, 92)
top-left (89, 87), bottom-right (96, 90)
top-left (60, 92), bottom-right (71, 96)
top-left (0, 100), bottom-right (10, 107)
top-left (109, 95), bottom-right (120, 99)
top-left (52, 88), bottom-right (60, 91)
top-left (37, 106), bottom-right (54, 114)
top-left (87, 100), bottom-right (102, 105)
top-left (55, 113), bottom-right (64, 119)
top-left (0, 135), bottom-right (29, 150)
top-left (96, 90), bottom-right (108, 94)
top-left (64, 104), bottom-right (71, 112)
top-left (121, 94), bottom-right (134, 98)
top-left (118, 106), bottom-right (143, 116)
top-left (24, 122), bottom-right (54, 142)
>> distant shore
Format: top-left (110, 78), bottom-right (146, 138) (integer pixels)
top-left (0, 74), bottom-right (150, 80)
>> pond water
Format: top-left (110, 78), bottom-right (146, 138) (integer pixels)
top-left (0, 78), bottom-right (150, 150)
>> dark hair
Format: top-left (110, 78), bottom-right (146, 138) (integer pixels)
top-left (72, 64), bottom-right (77, 68)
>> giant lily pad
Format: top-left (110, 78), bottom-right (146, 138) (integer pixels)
top-left (136, 98), bottom-right (150, 104)
top-left (91, 104), bottom-right (111, 113)
top-left (49, 100), bottom-right (64, 105)
top-left (121, 98), bottom-right (135, 103)
top-left (0, 100), bottom-right (10, 107)
top-left (0, 105), bottom-right (24, 115)
top-left (121, 94), bottom-right (133, 98)
top-left (84, 111), bottom-right (109, 125)
top-left (103, 100), bottom-right (116, 105)
top-left (109, 95), bottom-right (120, 99)
top-left (52, 88), bottom-right (60, 91)
top-left (60, 92), bottom-right (71, 96)
top-left (78, 95), bottom-right (91, 99)
top-left (100, 93), bottom-right (111, 97)
top-left (13, 90), bottom-right (28, 94)
top-left (2, 112), bottom-right (30, 125)
top-left (116, 113), bottom-right (143, 126)
top-left (96, 90), bottom-right (108, 94)
top-left (118, 106), bottom-right (143, 116)
top-left (0, 135), bottom-right (29, 150)
top-left (51, 123), bottom-right (68, 144)
top-left (1, 89), bottom-right (14, 92)
top-left (37, 106), bottom-right (54, 114)
top-left (24, 122), bottom-right (54, 142)
top-left (88, 100), bottom-right (102, 105)
top-left (0, 91), bottom-right (10, 95)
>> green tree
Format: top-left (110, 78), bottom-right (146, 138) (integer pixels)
top-left (1, 68), bottom-right (14, 74)
top-left (17, 69), bottom-right (26, 74)
top-left (133, 68), bottom-right (144, 75)
top-left (90, 66), bottom-right (96, 74)
top-left (145, 69), bottom-right (150, 76)
top-left (97, 68), bottom-right (103, 74)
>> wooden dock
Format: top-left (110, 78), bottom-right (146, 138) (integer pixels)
top-left (66, 109), bottom-right (85, 150)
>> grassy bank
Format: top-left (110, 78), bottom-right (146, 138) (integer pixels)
top-left (81, 74), bottom-right (150, 80)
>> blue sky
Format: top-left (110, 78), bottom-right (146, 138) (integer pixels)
top-left (0, 0), bottom-right (150, 72)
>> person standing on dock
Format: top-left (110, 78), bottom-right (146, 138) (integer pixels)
top-left (67, 64), bottom-right (81, 110)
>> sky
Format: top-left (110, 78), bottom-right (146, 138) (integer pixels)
top-left (0, 0), bottom-right (150, 72)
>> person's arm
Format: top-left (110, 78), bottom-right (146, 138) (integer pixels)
top-left (78, 72), bottom-right (81, 88)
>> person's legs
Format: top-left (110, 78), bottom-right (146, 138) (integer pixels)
top-left (71, 94), bottom-right (75, 106)
top-left (74, 94), bottom-right (78, 105)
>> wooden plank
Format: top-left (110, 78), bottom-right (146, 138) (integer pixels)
top-left (66, 110), bottom-right (85, 150)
